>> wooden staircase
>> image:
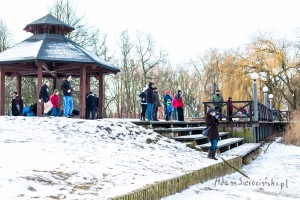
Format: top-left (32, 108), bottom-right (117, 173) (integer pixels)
top-left (152, 124), bottom-right (261, 164)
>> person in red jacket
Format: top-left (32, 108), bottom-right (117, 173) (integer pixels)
top-left (172, 94), bottom-right (178, 120)
top-left (50, 89), bottom-right (61, 117)
top-left (174, 90), bottom-right (184, 121)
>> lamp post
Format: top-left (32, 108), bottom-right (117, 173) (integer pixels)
top-left (251, 72), bottom-right (259, 143)
top-left (269, 94), bottom-right (273, 121)
top-left (251, 72), bottom-right (259, 121)
top-left (262, 86), bottom-right (268, 107)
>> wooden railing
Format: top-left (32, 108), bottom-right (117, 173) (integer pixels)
top-left (203, 101), bottom-right (253, 122)
top-left (203, 101), bottom-right (290, 122)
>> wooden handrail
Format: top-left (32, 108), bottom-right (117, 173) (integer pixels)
top-left (203, 101), bottom-right (290, 122)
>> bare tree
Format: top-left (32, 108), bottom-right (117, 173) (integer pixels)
top-left (49, 0), bottom-right (99, 49)
top-left (135, 31), bottom-right (167, 86)
top-left (191, 49), bottom-right (223, 101)
top-left (0, 19), bottom-right (12, 52)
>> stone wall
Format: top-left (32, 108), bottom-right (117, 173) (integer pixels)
top-left (109, 156), bottom-right (242, 200)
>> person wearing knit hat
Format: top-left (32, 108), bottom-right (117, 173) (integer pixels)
top-left (207, 108), bottom-right (215, 115)
top-left (205, 107), bottom-right (220, 160)
top-left (163, 90), bottom-right (172, 120)
top-left (212, 89), bottom-right (224, 120)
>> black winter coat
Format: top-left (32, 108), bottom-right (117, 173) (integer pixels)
top-left (86, 95), bottom-right (97, 109)
top-left (152, 91), bottom-right (161, 107)
top-left (61, 80), bottom-right (73, 96)
top-left (145, 87), bottom-right (153, 103)
top-left (205, 115), bottom-right (220, 140)
top-left (39, 84), bottom-right (50, 102)
top-left (11, 97), bottom-right (23, 116)
top-left (139, 92), bottom-right (147, 104)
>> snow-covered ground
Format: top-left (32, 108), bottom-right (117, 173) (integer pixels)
top-left (1, 116), bottom-right (299, 200)
top-left (0, 116), bottom-right (232, 199)
top-left (162, 140), bottom-right (300, 200)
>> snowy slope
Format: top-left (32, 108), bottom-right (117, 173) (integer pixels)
top-left (0, 116), bottom-right (229, 199)
top-left (162, 141), bottom-right (300, 200)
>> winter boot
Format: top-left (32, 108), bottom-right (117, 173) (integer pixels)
top-left (207, 149), bottom-right (212, 159)
top-left (211, 150), bottom-right (218, 160)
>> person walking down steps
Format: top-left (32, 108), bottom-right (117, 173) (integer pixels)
top-left (205, 108), bottom-right (220, 160)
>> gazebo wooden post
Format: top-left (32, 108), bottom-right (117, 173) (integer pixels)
top-left (80, 65), bottom-right (87, 119)
top-left (16, 73), bottom-right (22, 98)
top-left (86, 73), bottom-right (90, 94)
top-left (37, 63), bottom-right (43, 116)
top-left (52, 77), bottom-right (57, 92)
top-left (98, 71), bottom-right (104, 119)
top-left (0, 67), bottom-right (5, 115)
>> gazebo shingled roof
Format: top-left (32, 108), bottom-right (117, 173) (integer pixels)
top-left (0, 34), bottom-right (120, 74)
top-left (0, 14), bottom-right (120, 118)
top-left (23, 14), bottom-right (74, 34)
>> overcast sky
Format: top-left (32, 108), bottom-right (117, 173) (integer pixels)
top-left (0, 0), bottom-right (300, 65)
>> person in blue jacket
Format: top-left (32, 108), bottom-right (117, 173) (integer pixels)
top-left (163, 90), bottom-right (172, 120)
top-left (166, 99), bottom-right (173, 121)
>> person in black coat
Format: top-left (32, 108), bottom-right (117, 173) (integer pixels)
top-left (152, 87), bottom-right (161, 121)
top-left (11, 92), bottom-right (23, 116)
top-left (144, 82), bottom-right (154, 121)
top-left (86, 92), bottom-right (97, 119)
top-left (138, 88), bottom-right (147, 120)
top-left (39, 80), bottom-right (53, 116)
top-left (205, 108), bottom-right (220, 160)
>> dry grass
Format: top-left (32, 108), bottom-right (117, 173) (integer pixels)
top-left (283, 110), bottom-right (300, 146)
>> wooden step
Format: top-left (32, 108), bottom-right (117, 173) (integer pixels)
top-left (154, 126), bottom-right (206, 133)
top-left (196, 138), bottom-right (244, 152)
top-left (221, 143), bottom-right (261, 157)
top-left (172, 132), bottom-right (229, 142)
top-left (153, 127), bottom-right (206, 137)
top-left (221, 143), bottom-right (261, 164)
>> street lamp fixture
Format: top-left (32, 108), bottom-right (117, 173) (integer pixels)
top-left (262, 86), bottom-right (268, 107)
top-left (269, 94), bottom-right (273, 109)
top-left (251, 72), bottom-right (259, 80)
top-left (269, 94), bottom-right (274, 121)
top-left (251, 72), bottom-right (259, 122)
top-left (251, 72), bottom-right (259, 142)
top-left (262, 86), bottom-right (268, 92)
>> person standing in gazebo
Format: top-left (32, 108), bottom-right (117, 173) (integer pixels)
top-left (39, 80), bottom-right (53, 116)
top-left (61, 74), bottom-right (74, 117)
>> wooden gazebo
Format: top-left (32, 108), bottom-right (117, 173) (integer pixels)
top-left (0, 14), bottom-right (120, 118)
